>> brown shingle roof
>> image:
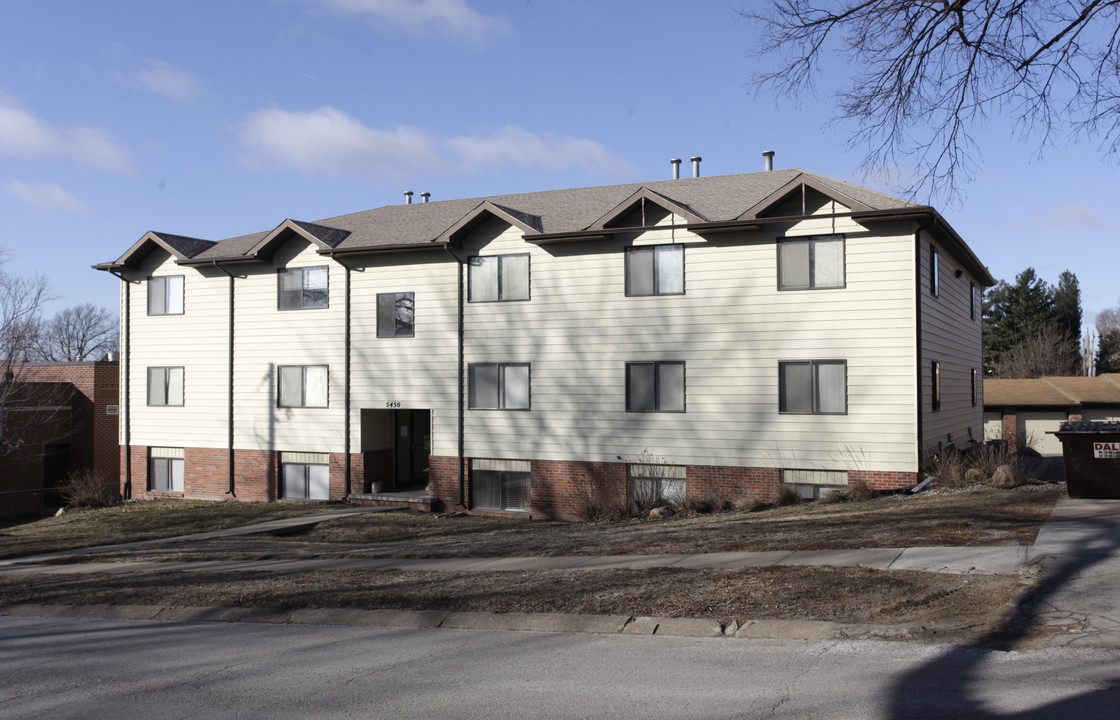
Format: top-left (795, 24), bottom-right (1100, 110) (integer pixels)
top-left (984, 376), bottom-right (1120, 407)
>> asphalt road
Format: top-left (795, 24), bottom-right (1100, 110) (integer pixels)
top-left (3, 616), bottom-right (1120, 719)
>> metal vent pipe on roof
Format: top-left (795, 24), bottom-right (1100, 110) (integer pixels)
top-left (421, 192), bottom-right (431, 203)
top-left (763, 150), bottom-right (775, 171)
top-left (670, 158), bottom-right (681, 179)
top-left (404, 191), bottom-right (413, 204)
top-left (690, 156), bottom-right (702, 178)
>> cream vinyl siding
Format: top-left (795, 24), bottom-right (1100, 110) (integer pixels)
top-left (984, 411), bottom-right (1003, 442)
top-left (458, 213), bottom-right (919, 473)
top-left (349, 251), bottom-right (459, 454)
top-left (126, 249), bottom-right (228, 449)
top-left (233, 239), bottom-right (345, 452)
top-left (919, 231), bottom-right (984, 451)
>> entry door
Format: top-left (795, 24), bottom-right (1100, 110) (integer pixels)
top-left (394, 410), bottom-right (431, 488)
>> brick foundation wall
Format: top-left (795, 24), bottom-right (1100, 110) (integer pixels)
top-left (423, 456), bottom-right (920, 520)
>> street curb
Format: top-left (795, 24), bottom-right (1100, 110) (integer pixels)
top-left (0, 602), bottom-right (880, 641)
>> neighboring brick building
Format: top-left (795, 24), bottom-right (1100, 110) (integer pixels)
top-left (0, 361), bottom-right (119, 517)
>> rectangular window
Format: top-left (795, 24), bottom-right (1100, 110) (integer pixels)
top-left (468, 254), bottom-right (529, 302)
top-left (970, 282), bottom-right (976, 320)
top-left (779, 360), bottom-right (846, 414)
top-left (147, 276), bottom-right (184, 315)
top-left (971, 368), bottom-right (977, 407)
top-left (626, 361), bottom-right (685, 412)
top-left (150, 451), bottom-right (184, 492)
top-left (468, 363), bottom-right (530, 409)
top-left (932, 361), bottom-right (941, 412)
top-left (471, 459), bottom-right (530, 512)
top-left (625, 245), bottom-right (684, 296)
top-left (628, 463), bottom-right (686, 505)
top-left (278, 266), bottom-right (328, 310)
top-left (778, 235), bottom-right (844, 290)
top-left (930, 245), bottom-right (939, 296)
top-left (278, 365), bottom-right (328, 407)
top-left (147, 367), bottom-right (184, 406)
top-left (281, 462), bottom-right (330, 500)
top-left (377, 292), bottom-right (415, 337)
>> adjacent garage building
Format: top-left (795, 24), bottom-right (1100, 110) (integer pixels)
top-left (984, 375), bottom-right (1120, 455)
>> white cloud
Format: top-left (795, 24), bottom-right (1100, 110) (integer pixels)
top-left (1041, 202), bottom-right (1107, 228)
top-left (239, 106), bottom-right (633, 182)
top-left (318, 0), bottom-right (512, 42)
top-left (447, 126), bottom-right (635, 175)
top-left (0, 91), bottom-right (133, 172)
top-left (5, 179), bottom-right (94, 215)
top-left (137, 60), bottom-right (204, 101)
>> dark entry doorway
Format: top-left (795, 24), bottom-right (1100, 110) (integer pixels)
top-left (394, 409), bottom-right (430, 489)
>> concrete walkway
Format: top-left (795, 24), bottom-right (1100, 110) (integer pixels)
top-left (2, 497), bottom-right (1120, 645)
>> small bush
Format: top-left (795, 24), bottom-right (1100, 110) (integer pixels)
top-left (58, 469), bottom-right (119, 509)
top-left (733, 492), bottom-right (765, 513)
top-left (842, 479), bottom-right (876, 502)
top-left (773, 484), bottom-right (802, 507)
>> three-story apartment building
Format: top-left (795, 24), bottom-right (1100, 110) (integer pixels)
top-left (96, 167), bottom-right (992, 518)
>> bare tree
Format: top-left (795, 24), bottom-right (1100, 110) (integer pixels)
top-left (745, 2), bottom-right (1120, 201)
top-left (992, 325), bottom-right (1082, 378)
top-left (31, 303), bottom-right (118, 361)
top-left (0, 258), bottom-right (54, 455)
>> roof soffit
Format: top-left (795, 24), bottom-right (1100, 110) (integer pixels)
top-left (437, 201), bottom-right (543, 244)
top-left (588, 187), bottom-right (708, 230)
top-left (248, 219), bottom-right (349, 258)
top-left (111, 231), bottom-right (216, 269)
top-left (738, 174), bottom-right (871, 221)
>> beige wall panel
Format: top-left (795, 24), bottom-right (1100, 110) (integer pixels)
top-left (1084, 408), bottom-right (1120, 423)
top-left (458, 219), bottom-right (920, 472)
top-left (348, 252), bottom-right (460, 456)
top-left (125, 251), bottom-right (229, 450)
top-left (232, 239), bottom-right (346, 453)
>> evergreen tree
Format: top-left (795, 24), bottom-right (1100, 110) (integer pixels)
top-left (1097, 308), bottom-right (1120, 374)
top-left (1054, 271), bottom-right (1083, 373)
top-left (982, 268), bottom-right (1058, 374)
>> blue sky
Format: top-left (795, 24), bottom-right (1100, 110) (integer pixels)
top-left (2, 0), bottom-right (1117, 329)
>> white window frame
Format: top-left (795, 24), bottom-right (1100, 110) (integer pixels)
top-left (147, 275), bottom-right (184, 316)
top-left (625, 361), bottom-right (685, 412)
top-left (625, 245), bottom-right (685, 296)
top-left (281, 461), bottom-right (330, 500)
top-left (471, 459), bottom-right (530, 512)
top-left (377, 292), bottom-right (415, 337)
top-left (278, 266), bottom-right (329, 310)
top-left (468, 363), bottom-right (530, 410)
top-left (150, 452), bottom-right (184, 493)
top-left (147, 367), bottom-right (184, 407)
top-left (778, 360), bottom-right (847, 415)
top-left (468, 254), bottom-right (530, 302)
top-left (278, 365), bottom-right (329, 408)
top-left (777, 235), bottom-right (845, 290)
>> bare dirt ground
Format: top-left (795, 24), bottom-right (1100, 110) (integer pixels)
top-left (0, 484), bottom-right (1062, 646)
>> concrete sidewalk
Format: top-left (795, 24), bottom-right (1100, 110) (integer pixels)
top-left (2, 496), bottom-right (1119, 645)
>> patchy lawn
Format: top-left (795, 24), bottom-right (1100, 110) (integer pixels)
top-left (68, 484), bottom-right (1062, 566)
top-left (0, 500), bottom-right (335, 560)
top-left (0, 485), bottom-right (1063, 646)
top-left (0, 565), bottom-right (1024, 644)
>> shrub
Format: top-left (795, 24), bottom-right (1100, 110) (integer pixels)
top-left (732, 492), bottom-right (766, 512)
top-left (842, 479), bottom-right (876, 502)
top-left (58, 469), bottom-right (119, 509)
top-left (773, 484), bottom-right (802, 507)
